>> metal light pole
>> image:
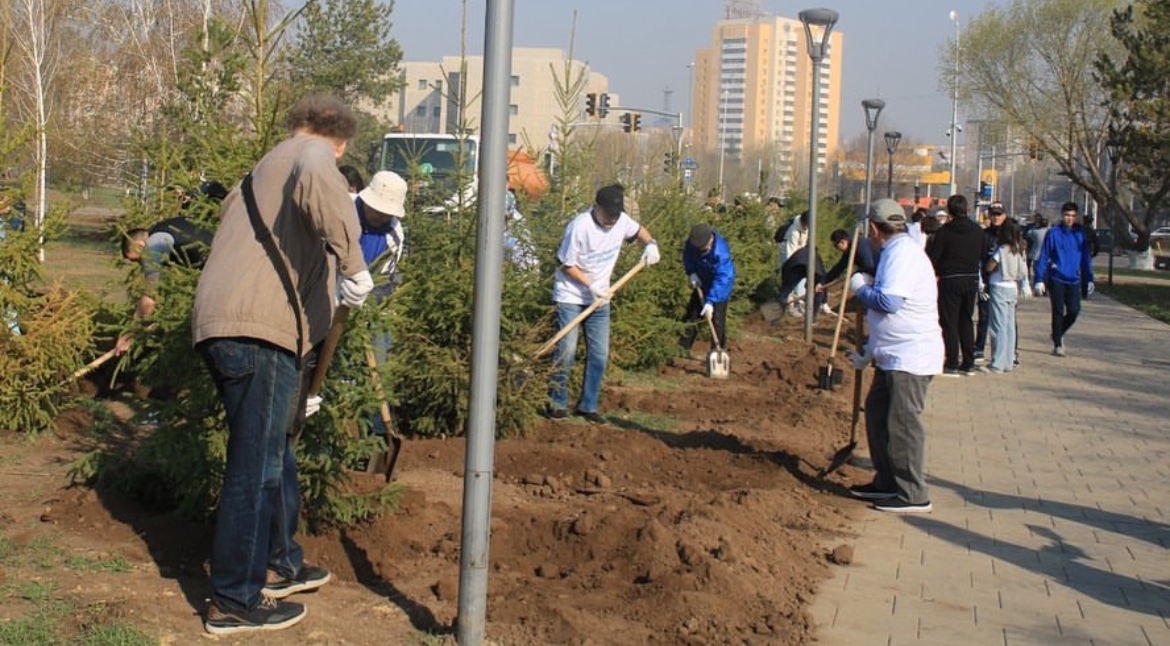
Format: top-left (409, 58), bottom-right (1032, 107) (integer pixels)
top-left (718, 89), bottom-right (728, 197)
top-left (861, 99), bottom-right (885, 236)
top-left (1106, 136), bottom-right (1122, 287)
top-left (884, 130), bottom-right (902, 199)
top-left (948, 9), bottom-right (960, 196)
top-left (799, 7), bottom-right (839, 343)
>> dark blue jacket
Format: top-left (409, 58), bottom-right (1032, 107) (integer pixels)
top-left (683, 231), bottom-right (736, 304)
top-left (824, 236), bottom-right (878, 283)
top-left (1035, 224), bottom-right (1093, 286)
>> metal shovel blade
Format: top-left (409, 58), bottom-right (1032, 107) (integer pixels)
top-left (817, 364), bottom-right (844, 390)
top-left (707, 348), bottom-right (730, 379)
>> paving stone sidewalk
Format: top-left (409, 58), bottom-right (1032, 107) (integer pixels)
top-left (810, 293), bottom-right (1170, 646)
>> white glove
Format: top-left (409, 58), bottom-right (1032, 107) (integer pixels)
top-left (339, 270), bottom-right (374, 308)
top-left (1020, 284), bottom-right (1032, 300)
top-left (305, 394), bottom-right (322, 418)
top-left (641, 241), bottom-right (660, 266)
top-left (589, 281), bottom-right (611, 302)
top-left (689, 273), bottom-right (701, 289)
top-left (848, 350), bottom-right (872, 371)
top-left (849, 272), bottom-right (873, 294)
top-left (1034, 282), bottom-right (1046, 296)
top-left (979, 289), bottom-right (990, 302)
top-left (700, 303), bottom-right (714, 319)
top-left (1086, 281), bottom-right (1095, 295)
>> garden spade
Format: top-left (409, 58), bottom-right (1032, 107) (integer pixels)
top-left (694, 285), bottom-right (729, 379)
top-left (817, 224), bottom-right (862, 390)
top-left (533, 259), bottom-right (647, 359)
top-left (819, 312), bottom-right (866, 479)
top-left (704, 313), bottom-right (730, 379)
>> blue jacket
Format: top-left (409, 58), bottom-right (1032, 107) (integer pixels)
top-left (683, 231), bottom-right (736, 304)
top-left (1035, 224), bottom-right (1093, 286)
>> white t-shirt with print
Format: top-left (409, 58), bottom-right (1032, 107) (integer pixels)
top-left (553, 209), bottom-right (642, 305)
top-left (866, 233), bottom-right (943, 376)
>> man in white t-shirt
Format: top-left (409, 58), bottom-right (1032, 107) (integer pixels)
top-left (548, 184), bottom-right (660, 423)
top-left (846, 198), bottom-right (943, 514)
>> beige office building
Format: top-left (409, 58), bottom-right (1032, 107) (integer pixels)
top-left (377, 48), bottom-right (612, 151)
top-left (693, 16), bottom-right (842, 195)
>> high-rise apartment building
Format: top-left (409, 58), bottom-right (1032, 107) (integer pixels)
top-left (375, 48), bottom-right (612, 151)
top-left (692, 15), bottom-right (842, 194)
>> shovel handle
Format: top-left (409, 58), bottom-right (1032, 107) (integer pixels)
top-left (307, 305), bottom-right (350, 397)
top-left (828, 223), bottom-right (864, 361)
top-left (534, 260), bottom-right (646, 358)
top-left (65, 348), bottom-right (118, 383)
top-left (695, 285), bottom-right (723, 351)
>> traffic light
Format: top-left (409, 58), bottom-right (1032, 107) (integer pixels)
top-left (598, 93), bottom-right (610, 118)
top-left (632, 113), bottom-right (641, 132)
top-left (664, 152), bottom-right (674, 173)
top-left (585, 92), bottom-right (597, 117)
top-left (620, 112), bottom-right (632, 133)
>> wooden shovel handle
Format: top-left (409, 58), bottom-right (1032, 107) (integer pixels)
top-left (308, 305), bottom-right (350, 397)
top-left (533, 260), bottom-right (647, 358)
top-left (66, 348), bottom-right (117, 383)
top-left (828, 223), bottom-right (863, 361)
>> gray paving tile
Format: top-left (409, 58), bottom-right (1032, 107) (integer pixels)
top-left (810, 295), bottom-right (1170, 646)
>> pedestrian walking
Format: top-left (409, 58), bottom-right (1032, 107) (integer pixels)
top-left (985, 221), bottom-right (1030, 372)
top-left (927, 194), bottom-right (984, 376)
top-left (1034, 201), bottom-right (1094, 357)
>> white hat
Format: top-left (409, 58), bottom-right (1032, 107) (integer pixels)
top-left (359, 171), bottom-right (407, 217)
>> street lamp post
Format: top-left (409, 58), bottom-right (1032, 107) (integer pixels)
top-left (1106, 136), bottom-right (1122, 287)
top-left (799, 7), bottom-right (839, 343)
top-left (948, 9), bottom-right (960, 196)
top-left (861, 100), bottom-right (885, 236)
top-left (884, 130), bottom-right (902, 199)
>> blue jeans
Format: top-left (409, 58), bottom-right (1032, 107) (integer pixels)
top-left (549, 302), bottom-right (610, 414)
top-left (199, 338), bottom-right (305, 612)
top-left (988, 284), bottom-right (1018, 371)
top-left (1047, 279), bottom-right (1081, 348)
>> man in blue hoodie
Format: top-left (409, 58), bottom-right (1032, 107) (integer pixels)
top-left (680, 223), bottom-right (736, 354)
top-left (1034, 201), bottom-right (1094, 357)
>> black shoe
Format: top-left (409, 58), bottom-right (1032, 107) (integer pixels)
top-left (204, 597), bottom-right (306, 635)
top-left (264, 564), bottom-right (332, 599)
top-left (573, 409), bottom-right (606, 424)
top-left (544, 406), bottom-right (568, 420)
top-left (873, 498), bottom-right (933, 513)
top-left (957, 364), bottom-right (976, 376)
top-left (848, 483), bottom-right (898, 500)
top-left (941, 368), bottom-right (962, 378)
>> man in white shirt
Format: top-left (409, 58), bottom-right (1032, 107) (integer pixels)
top-left (548, 184), bottom-right (659, 423)
top-left (846, 198), bottom-right (943, 513)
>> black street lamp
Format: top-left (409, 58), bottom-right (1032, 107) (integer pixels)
top-left (1106, 136), bottom-right (1122, 287)
top-left (799, 7), bottom-right (839, 342)
top-left (884, 130), bottom-right (902, 199)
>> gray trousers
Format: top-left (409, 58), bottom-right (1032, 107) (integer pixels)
top-left (865, 368), bottom-right (932, 504)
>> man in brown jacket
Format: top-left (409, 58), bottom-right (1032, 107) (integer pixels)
top-left (192, 95), bottom-right (373, 635)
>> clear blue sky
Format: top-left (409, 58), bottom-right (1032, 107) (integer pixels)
top-left (389, 1), bottom-right (999, 146)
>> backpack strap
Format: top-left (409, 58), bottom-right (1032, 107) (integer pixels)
top-left (241, 173), bottom-right (305, 370)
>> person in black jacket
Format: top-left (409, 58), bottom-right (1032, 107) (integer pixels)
top-left (927, 194), bottom-right (984, 376)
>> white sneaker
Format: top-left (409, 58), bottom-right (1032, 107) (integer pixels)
top-left (819, 303), bottom-right (833, 315)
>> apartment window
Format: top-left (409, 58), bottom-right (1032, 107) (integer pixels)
top-left (415, 105), bottom-right (427, 117)
top-left (432, 106), bottom-right (441, 117)
top-left (511, 75), bottom-right (520, 87)
top-left (417, 79), bottom-right (427, 91)
top-left (509, 133), bottom-right (517, 145)
top-left (510, 104), bottom-right (518, 116)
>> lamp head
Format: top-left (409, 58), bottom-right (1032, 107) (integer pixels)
top-left (884, 130), bottom-right (903, 153)
top-left (799, 8), bottom-right (839, 59)
top-left (862, 99), bottom-right (885, 132)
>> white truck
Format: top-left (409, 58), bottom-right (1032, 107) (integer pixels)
top-left (367, 133), bottom-right (479, 212)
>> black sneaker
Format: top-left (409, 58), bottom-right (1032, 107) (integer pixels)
top-left (873, 499), bottom-right (933, 513)
top-left (543, 406), bottom-right (568, 420)
top-left (264, 565), bottom-right (332, 599)
top-left (958, 364), bottom-right (977, 376)
top-left (941, 368), bottom-right (962, 378)
top-left (573, 409), bottom-right (606, 424)
top-left (848, 483), bottom-right (898, 500)
top-left (204, 597), bottom-right (306, 635)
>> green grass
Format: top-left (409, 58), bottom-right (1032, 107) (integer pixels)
top-left (1097, 281), bottom-right (1170, 324)
top-left (64, 553), bottom-right (133, 573)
